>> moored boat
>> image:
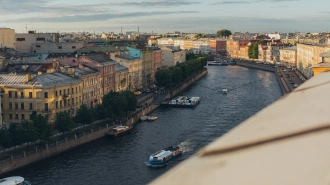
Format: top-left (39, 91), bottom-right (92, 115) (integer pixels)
top-left (106, 125), bottom-right (132, 137)
top-left (140, 115), bottom-right (149, 121)
top-left (0, 176), bottom-right (31, 185)
top-left (222, 88), bottom-right (228, 94)
top-left (168, 96), bottom-right (201, 108)
top-left (148, 116), bottom-right (157, 121)
top-left (145, 146), bottom-right (182, 167)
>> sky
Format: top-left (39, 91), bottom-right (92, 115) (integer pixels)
top-left (0, 0), bottom-right (329, 34)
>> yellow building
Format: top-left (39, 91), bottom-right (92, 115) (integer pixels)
top-left (0, 28), bottom-right (15, 48)
top-left (183, 40), bottom-right (194, 50)
top-left (280, 46), bottom-right (297, 67)
top-left (0, 72), bottom-right (82, 125)
top-left (115, 63), bottom-right (129, 92)
top-left (141, 49), bottom-right (153, 87)
top-left (297, 43), bottom-right (330, 78)
top-left (226, 35), bottom-right (240, 58)
top-left (312, 52), bottom-right (330, 76)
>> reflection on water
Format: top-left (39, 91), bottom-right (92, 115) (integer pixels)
top-left (4, 66), bottom-right (282, 185)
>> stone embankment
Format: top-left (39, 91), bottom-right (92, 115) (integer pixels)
top-left (236, 61), bottom-right (275, 72)
top-left (0, 69), bottom-right (208, 175)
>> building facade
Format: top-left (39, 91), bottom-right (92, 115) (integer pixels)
top-left (152, 48), bottom-right (162, 82)
top-left (216, 39), bottom-right (227, 56)
top-left (115, 63), bottom-right (129, 92)
top-left (280, 46), bottom-right (297, 67)
top-left (0, 28), bottom-right (15, 48)
top-left (15, 32), bottom-right (58, 53)
top-left (161, 46), bottom-right (186, 67)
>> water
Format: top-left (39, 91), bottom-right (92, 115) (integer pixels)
top-left (3, 66), bottom-right (282, 185)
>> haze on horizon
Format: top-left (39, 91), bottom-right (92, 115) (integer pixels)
top-left (0, 0), bottom-right (329, 34)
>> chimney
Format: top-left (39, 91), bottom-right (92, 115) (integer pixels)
top-left (25, 74), bottom-right (31, 82)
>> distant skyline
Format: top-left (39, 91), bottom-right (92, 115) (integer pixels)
top-left (0, 0), bottom-right (329, 34)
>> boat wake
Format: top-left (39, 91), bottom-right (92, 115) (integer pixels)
top-left (178, 138), bottom-right (195, 154)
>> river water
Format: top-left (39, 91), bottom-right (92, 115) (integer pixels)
top-left (4, 65), bottom-right (282, 185)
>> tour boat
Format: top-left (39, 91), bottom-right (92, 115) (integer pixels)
top-left (148, 116), bottom-right (157, 121)
top-left (106, 125), bottom-right (132, 136)
top-left (145, 146), bottom-right (182, 167)
top-left (222, 88), bottom-right (228, 94)
top-left (208, 61), bottom-right (228, 66)
top-left (168, 96), bottom-right (201, 108)
top-left (0, 176), bottom-right (31, 185)
top-left (140, 116), bottom-right (149, 121)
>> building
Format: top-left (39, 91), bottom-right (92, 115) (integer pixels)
top-left (15, 31), bottom-right (58, 53)
top-left (209, 40), bottom-right (216, 54)
top-left (157, 38), bottom-right (174, 46)
top-left (297, 43), bottom-right (330, 78)
top-left (183, 40), bottom-right (194, 51)
top-left (0, 28), bottom-right (15, 48)
top-left (192, 39), bottom-right (210, 54)
top-left (161, 46), bottom-right (185, 67)
top-left (151, 47), bottom-right (162, 82)
top-left (32, 42), bottom-right (84, 54)
top-left (280, 46), bottom-right (297, 67)
top-left (312, 52), bottom-right (330, 76)
top-left (216, 39), bottom-right (227, 56)
top-left (226, 35), bottom-right (241, 58)
top-left (238, 40), bottom-right (253, 59)
top-left (173, 39), bottom-right (185, 50)
top-left (115, 63), bottom-right (129, 91)
top-left (112, 54), bottom-right (142, 90)
top-left (141, 49), bottom-right (153, 87)
top-left (0, 72), bottom-right (82, 124)
top-left (258, 40), bottom-right (289, 63)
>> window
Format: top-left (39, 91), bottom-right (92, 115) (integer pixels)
top-left (64, 100), bottom-right (67, 107)
top-left (15, 114), bottom-right (18, 120)
top-left (72, 46), bottom-right (76, 49)
top-left (76, 87), bottom-right (77, 93)
top-left (29, 92), bottom-right (32, 98)
top-left (60, 100), bottom-right (62, 107)
top-left (16, 38), bottom-right (25, 41)
top-left (72, 98), bottom-right (74, 105)
top-left (72, 88), bottom-right (74, 94)
top-left (44, 103), bottom-right (48, 111)
top-left (9, 102), bottom-right (12, 109)
top-left (15, 102), bottom-right (18, 109)
top-left (36, 37), bottom-right (45, 41)
top-left (21, 114), bottom-right (25, 120)
top-left (20, 92), bottom-right (24, 98)
top-left (58, 46), bottom-right (62, 49)
top-left (29, 103), bottom-right (33, 110)
top-left (56, 91), bottom-right (58, 96)
top-left (8, 91), bottom-right (12, 98)
top-left (14, 92), bottom-right (17, 98)
top-left (68, 88), bottom-right (70, 94)
top-left (36, 45), bottom-right (41, 48)
top-left (64, 89), bottom-right (66, 94)
top-left (56, 101), bottom-right (58, 108)
top-left (9, 113), bottom-right (12, 119)
top-left (21, 102), bottom-right (24, 110)
top-left (60, 90), bottom-right (62, 95)
top-left (44, 92), bottom-right (48, 98)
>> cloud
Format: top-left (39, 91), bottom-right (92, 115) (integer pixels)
top-left (6, 11), bottom-right (198, 23)
top-left (212, 0), bottom-right (299, 5)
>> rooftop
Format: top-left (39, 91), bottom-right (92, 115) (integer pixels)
top-left (115, 63), bottom-right (128, 72)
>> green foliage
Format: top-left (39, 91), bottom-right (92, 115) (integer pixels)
top-left (186, 53), bottom-right (196, 60)
top-left (216, 29), bottom-right (232, 37)
top-left (55, 111), bottom-right (76, 133)
top-left (21, 120), bottom-right (38, 144)
top-left (248, 40), bottom-right (268, 59)
top-left (195, 33), bottom-right (206, 39)
top-left (9, 124), bottom-right (25, 146)
top-left (0, 129), bottom-right (12, 147)
top-left (32, 114), bottom-right (53, 141)
top-left (123, 91), bottom-right (138, 112)
top-left (155, 56), bottom-right (207, 88)
top-left (75, 104), bottom-right (94, 125)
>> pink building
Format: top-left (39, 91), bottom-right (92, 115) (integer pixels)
top-left (216, 39), bottom-right (227, 56)
top-left (152, 48), bottom-right (162, 82)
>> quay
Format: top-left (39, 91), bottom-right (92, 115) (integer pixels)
top-left (0, 69), bottom-right (208, 176)
top-left (236, 61), bottom-right (304, 94)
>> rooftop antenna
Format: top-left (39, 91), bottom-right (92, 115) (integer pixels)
top-left (25, 24), bottom-right (28, 33)
top-left (121, 27), bottom-right (122, 34)
top-left (138, 26), bottom-right (139, 33)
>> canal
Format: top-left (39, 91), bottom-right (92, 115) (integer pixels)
top-left (4, 65), bottom-right (282, 185)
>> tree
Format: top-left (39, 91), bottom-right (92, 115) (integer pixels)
top-left (9, 124), bottom-right (25, 147)
top-left (21, 120), bottom-right (38, 147)
top-left (75, 104), bottom-right (94, 125)
top-left (32, 114), bottom-right (53, 141)
top-left (123, 91), bottom-right (138, 113)
top-left (55, 111), bottom-right (76, 133)
top-left (95, 104), bottom-right (108, 120)
top-left (0, 129), bottom-right (12, 148)
top-left (216, 29), bottom-right (232, 38)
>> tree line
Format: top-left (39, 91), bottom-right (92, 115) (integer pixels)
top-left (155, 54), bottom-right (207, 88)
top-left (248, 40), bottom-right (267, 59)
top-left (0, 91), bottom-right (137, 148)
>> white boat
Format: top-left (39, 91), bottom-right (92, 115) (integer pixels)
top-left (148, 116), bottom-right (157, 121)
top-left (168, 96), bottom-right (201, 108)
top-left (222, 88), bottom-right (228, 94)
top-left (140, 116), bottom-right (149, 121)
top-left (0, 176), bottom-right (31, 185)
top-left (145, 146), bottom-right (182, 167)
top-left (106, 125), bottom-right (132, 136)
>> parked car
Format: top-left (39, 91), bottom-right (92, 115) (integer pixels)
top-left (293, 84), bottom-right (298, 88)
